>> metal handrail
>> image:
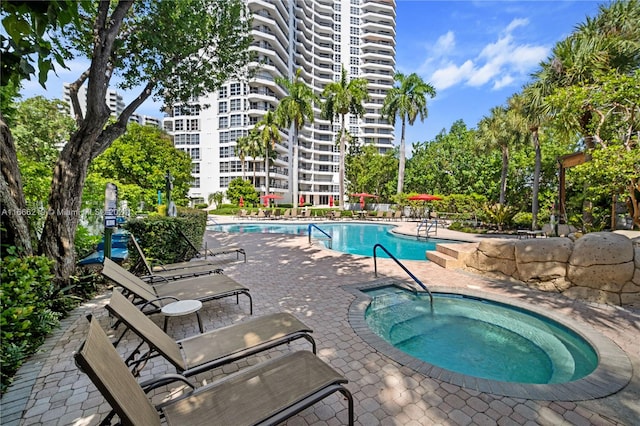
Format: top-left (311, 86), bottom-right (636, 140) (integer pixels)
top-left (308, 223), bottom-right (332, 249)
top-left (417, 219), bottom-right (437, 238)
top-left (373, 243), bottom-right (433, 307)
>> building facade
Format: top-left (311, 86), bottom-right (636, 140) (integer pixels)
top-left (62, 83), bottom-right (161, 127)
top-left (163, 0), bottom-right (396, 206)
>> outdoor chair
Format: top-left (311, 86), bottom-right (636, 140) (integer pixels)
top-left (282, 208), bottom-right (291, 219)
top-left (393, 210), bottom-right (403, 221)
top-left (106, 289), bottom-right (315, 377)
top-left (101, 257), bottom-right (253, 315)
top-left (385, 211), bottom-right (394, 221)
top-left (77, 317), bottom-right (354, 426)
top-left (129, 235), bottom-right (225, 282)
top-left (374, 211), bottom-right (385, 221)
top-left (178, 229), bottom-right (246, 262)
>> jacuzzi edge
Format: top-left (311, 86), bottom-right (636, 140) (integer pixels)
top-left (344, 281), bottom-right (632, 401)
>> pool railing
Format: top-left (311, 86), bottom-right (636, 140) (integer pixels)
top-left (417, 218), bottom-right (437, 238)
top-left (373, 243), bottom-right (433, 307)
top-left (308, 224), bottom-right (332, 249)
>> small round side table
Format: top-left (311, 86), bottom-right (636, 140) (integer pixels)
top-left (161, 300), bottom-right (204, 334)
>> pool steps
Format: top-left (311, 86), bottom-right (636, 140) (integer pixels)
top-left (426, 243), bottom-right (478, 268)
top-left (373, 297), bottom-right (578, 383)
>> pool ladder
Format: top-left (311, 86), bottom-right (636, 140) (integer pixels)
top-left (417, 219), bottom-right (438, 239)
top-left (308, 223), bottom-right (332, 249)
top-left (373, 244), bottom-right (433, 307)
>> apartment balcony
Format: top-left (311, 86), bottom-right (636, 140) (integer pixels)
top-left (362, 0), bottom-right (396, 16)
top-left (361, 20), bottom-right (396, 37)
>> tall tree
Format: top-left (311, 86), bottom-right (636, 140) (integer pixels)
top-left (244, 129), bottom-right (263, 188)
top-left (381, 72), bottom-right (436, 194)
top-left (321, 66), bottom-right (369, 209)
top-left (1, 0), bottom-right (253, 285)
top-left (88, 123), bottom-right (193, 210)
top-left (477, 105), bottom-right (527, 205)
top-left (275, 69), bottom-right (318, 208)
top-left (235, 134), bottom-right (250, 180)
top-left (533, 0), bottom-right (640, 226)
top-left (255, 110), bottom-right (282, 195)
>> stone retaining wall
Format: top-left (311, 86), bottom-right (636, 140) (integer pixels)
top-left (462, 232), bottom-right (640, 307)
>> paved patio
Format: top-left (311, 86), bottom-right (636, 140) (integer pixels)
top-left (2, 219), bottom-right (639, 425)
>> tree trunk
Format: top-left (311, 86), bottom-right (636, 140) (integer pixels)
top-left (39, 121), bottom-right (103, 285)
top-left (1, 114), bottom-right (33, 256)
top-left (499, 145), bottom-right (509, 205)
top-left (531, 129), bottom-right (541, 230)
top-left (339, 115), bottom-right (346, 210)
top-left (264, 143), bottom-right (270, 196)
top-left (397, 118), bottom-right (406, 194)
top-left (292, 126), bottom-right (299, 209)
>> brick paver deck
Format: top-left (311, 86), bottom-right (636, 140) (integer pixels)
top-left (2, 218), bottom-right (639, 425)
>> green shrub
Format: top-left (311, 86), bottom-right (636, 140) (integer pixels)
top-left (74, 225), bottom-right (101, 258)
top-left (1, 252), bottom-right (60, 393)
top-left (194, 203), bottom-right (208, 209)
top-left (482, 203), bottom-right (518, 231)
top-left (124, 207), bottom-right (207, 271)
top-left (512, 212), bottom-right (533, 229)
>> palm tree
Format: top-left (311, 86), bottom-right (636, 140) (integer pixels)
top-left (321, 66), bottom-right (369, 209)
top-left (235, 134), bottom-right (249, 179)
top-left (255, 110), bottom-right (282, 195)
top-left (245, 129), bottom-right (262, 188)
top-left (532, 0), bottom-right (640, 225)
top-left (517, 84), bottom-right (551, 230)
top-left (381, 72), bottom-right (436, 194)
top-left (477, 105), bottom-right (527, 206)
top-left (275, 69), bottom-right (318, 208)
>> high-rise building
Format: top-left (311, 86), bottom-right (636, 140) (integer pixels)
top-left (163, 0), bottom-right (396, 205)
top-left (62, 84), bottom-right (161, 128)
top-left (63, 83), bottom-right (125, 118)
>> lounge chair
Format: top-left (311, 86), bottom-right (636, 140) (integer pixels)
top-left (101, 257), bottom-right (252, 315)
top-left (374, 211), bottom-right (385, 221)
top-left (129, 235), bottom-right (225, 282)
top-left (107, 290), bottom-right (315, 377)
top-left (282, 208), bottom-right (291, 219)
top-left (76, 317), bottom-right (354, 426)
top-left (385, 211), bottom-right (394, 221)
top-left (178, 229), bottom-right (246, 262)
top-left (393, 210), bottom-right (402, 221)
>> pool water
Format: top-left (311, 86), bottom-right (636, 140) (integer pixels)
top-left (364, 286), bottom-right (598, 384)
top-left (210, 222), bottom-right (454, 261)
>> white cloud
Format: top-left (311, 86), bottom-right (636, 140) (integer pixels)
top-left (493, 74), bottom-right (514, 90)
top-left (434, 31), bottom-right (455, 54)
top-left (430, 60), bottom-right (475, 90)
top-left (505, 18), bottom-right (529, 33)
top-left (426, 17), bottom-right (549, 92)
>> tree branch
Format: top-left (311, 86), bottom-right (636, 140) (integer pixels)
top-left (90, 79), bottom-right (157, 160)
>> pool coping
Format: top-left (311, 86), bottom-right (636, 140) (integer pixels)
top-left (344, 280), bottom-right (633, 401)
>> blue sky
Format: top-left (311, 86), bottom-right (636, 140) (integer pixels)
top-left (21, 1), bottom-right (603, 146)
top-left (395, 0), bottom-right (602, 144)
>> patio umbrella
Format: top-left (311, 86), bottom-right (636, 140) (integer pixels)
top-left (350, 193), bottom-right (378, 210)
top-left (329, 196), bottom-right (334, 207)
top-left (407, 194), bottom-right (442, 201)
top-left (299, 195), bottom-right (305, 207)
top-left (239, 196), bottom-right (244, 207)
top-left (261, 194), bottom-right (283, 207)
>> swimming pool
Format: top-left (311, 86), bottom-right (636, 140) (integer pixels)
top-left (365, 286), bottom-right (597, 384)
top-left (347, 283), bottom-right (632, 400)
top-left (209, 222), bottom-right (453, 261)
